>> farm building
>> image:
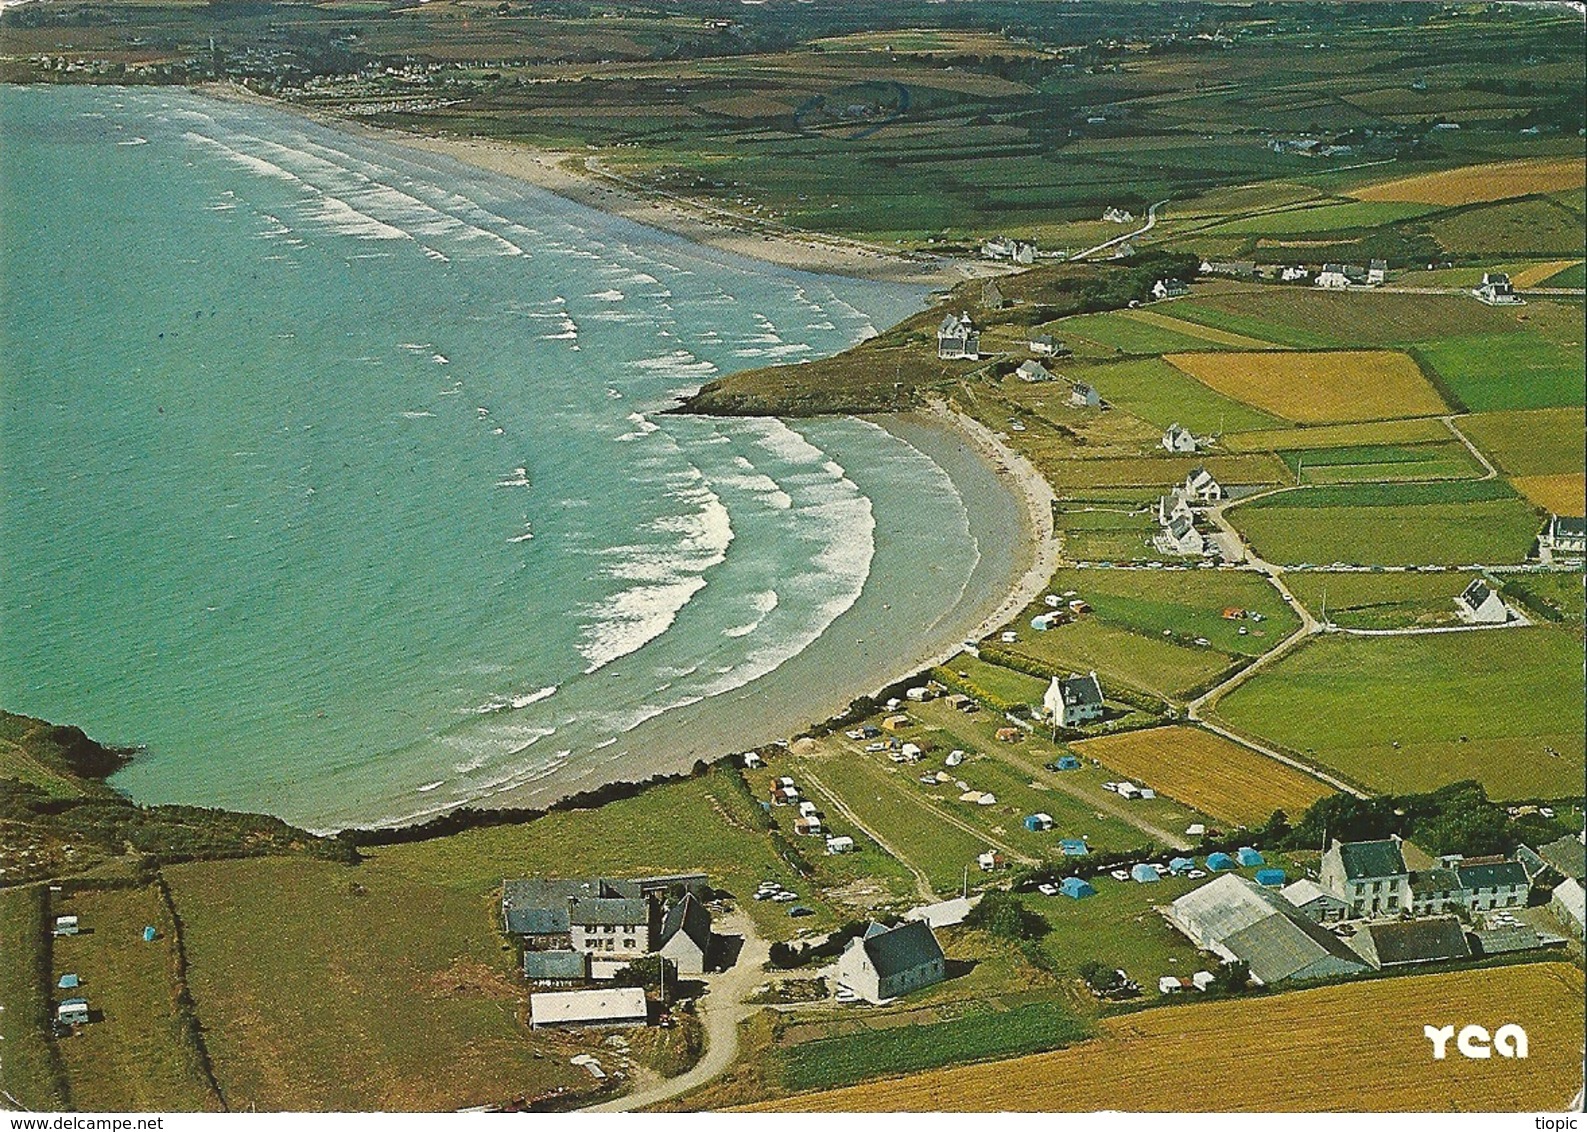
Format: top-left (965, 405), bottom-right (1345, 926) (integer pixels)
top-left (1472, 272), bottom-right (1522, 305)
top-left (1044, 672), bottom-right (1105, 728)
top-left (1168, 874), bottom-right (1368, 986)
top-left (1348, 916), bottom-right (1471, 970)
top-left (905, 896), bottom-right (973, 929)
top-left (56, 999), bottom-right (90, 1026)
top-left (826, 835), bottom-right (855, 855)
top-left (835, 920), bottom-right (947, 1004)
top-left (1281, 879), bottom-right (1348, 923)
top-left (1455, 578), bottom-right (1510, 624)
top-left (523, 950), bottom-right (589, 986)
top-left (1155, 515), bottom-right (1205, 557)
top-left (1320, 838), bottom-right (1411, 919)
top-left (1024, 813), bottom-right (1055, 832)
top-left (1236, 847), bottom-right (1265, 867)
top-left (1060, 877), bottom-right (1096, 899)
top-left (1452, 859), bottom-right (1530, 912)
top-left (1131, 863), bottom-right (1161, 884)
top-left (1151, 278), bottom-right (1190, 301)
top-left (529, 987), bottom-right (649, 1030)
top-left (1255, 869), bottom-right (1286, 887)
top-left (1205, 852), bottom-right (1236, 872)
top-left (1060, 838), bottom-right (1089, 856)
top-left (1367, 259), bottom-right (1388, 285)
top-left (937, 312), bottom-right (980, 360)
top-left (1551, 878), bottom-right (1584, 940)
top-left (656, 892), bottom-right (713, 975)
top-left (1538, 515), bottom-right (1586, 565)
top-left (1069, 381), bottom-right (1101, 409)
top-left (982, 279), bottom-right (1007, 310)
top-left (1182, 466), bottom-right (1223, 503)
top-left (1029, 334), bottom-right (1068, 357)
top-left (1161, 423), bottom-right (1200, 453)
top-left (1200, 260), bottom-right (1257, 280)
top-left (1015, 359), bottom-right (1051, 383)
top-left (1316, 264), bottom-right (1351, 289)
top-left (1537, 833), bottom-right (1586, 882)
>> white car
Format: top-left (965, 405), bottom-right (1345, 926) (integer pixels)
top-left (1188, 870), bottom-right (1206, 879)
top-left (773, 891), bottom-right (798, 903)
top-left (1102, 782), bottom-right (1120, 793)
top-left (865, 742), bottom-right (887, 753)
top-left (1037, 883), bottom-right (1059, 897)
top-left (1110, 869), bottom-right (1130, 882)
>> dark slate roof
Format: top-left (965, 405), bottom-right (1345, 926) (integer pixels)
top-left (523, 950), bottom-right (588, 981)
top-left (503, 878), bottom-right (584, 935)
top-left (1060, 673), bottom-right (1103, 707)
top-left (1337, 839), bottom-right (1407, 880)
top-left (658, 892), bottom-right (712, 953)
top-left (1410, 868), bottom-right (1461, 896)
top-left (1539, 835), bottom-right (1586, 882)
top-left (1220, 905), bottom-right (1366, 984)
top-left (1459, 578), bottom-right (1494, 609)
top-left (1470, 926), bottom-right (1546, 956)
top-left (1356, 916), bottom-right (1470, 966)
top-left (1456, 860), bottom-right (1529, 889)
top-left (568, 896), bottom-right (650, 927)
top-left (1551, 515), bottom-right (1586, 539)
top-left (861, 920), bottom-right (945, 980)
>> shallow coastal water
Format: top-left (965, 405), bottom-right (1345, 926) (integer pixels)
top-left (0, 85), bottom-right (1026, 830)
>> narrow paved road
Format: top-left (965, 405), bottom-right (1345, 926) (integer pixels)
top-left (1071, 199), bottom-right (1167, 261)
top-left (581, 908), bottom-right (769, 1113)
top-left (1442, 414), bottom-right (1498, 480)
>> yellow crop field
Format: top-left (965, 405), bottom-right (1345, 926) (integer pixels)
top-left (1122, 308), bottom-right (1281, 350)
top-left (1511, 259), bottom-right (1583, 288)
top-left (1165, 350), bottom-right (1448, 424)
top-left (753, 963), bottom-right (1585, 1112)
top-left (1072, 726), bottom-right (1332, 826)
top-left (1353, 158), bottom-right (1586, 206)
top-left (1511, 474), bottom-right (1586, 517)
top-left (1224, 418), bottom-right (1450, 453)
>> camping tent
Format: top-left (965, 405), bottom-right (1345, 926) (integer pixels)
top-left (1205, 852), bottom-right (1236, 871)
top-left (1131, 863), bottom-right (1161, 883)
top-left (1055, 755), bottom-right (1081, 771)
top-left (1059, 839), bottom-right (1089, 856)
top-left (1255, 868), bottom-right (1286, 887)
top-left (1169, 856), bottom-right (1196, 874)
top-left (1024, 813), bottom-right (1054, 832)
top-left (1059, 877), bottom-right (1096, 899)
top-left (1236, 847), bottom-right (1265, 867)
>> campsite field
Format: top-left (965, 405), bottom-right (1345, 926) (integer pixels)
top-left (1284, 570), bottom-right (1474, 631)
top-left (1072, 727), bottom-right (1333, 827)
top-left (1229, 481), bottom-right (1542, 567)
top-left (46, 886), bottom-right (221, 1112)
top-left (994, 615), bottom-right (1237, 702)
top-left (166, 857), bottom-right (594, 1112)
top-left (1351, 157), bottom-right (1586, 206)
top-left (0, 886), bottom-right (68, 1111)
top-left (1210, 628), bottom-right (1586, 798)
top-left (1163, 351), bottom-right (1448, 424)
top-left (754, 963), bottom-right (1587, 1111)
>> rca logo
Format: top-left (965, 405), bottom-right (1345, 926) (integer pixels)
top-left (1424, 1024), bottom-right (1528, 1060)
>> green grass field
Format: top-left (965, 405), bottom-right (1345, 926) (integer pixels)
top-left (1457, 407), bottom-right (1587, 475)
top-left (779, 999), bottom-right (1092, 1093)
top-left (1223, 418), bottom-right (1453, 454)
top-left (1070, 356), bottom-right (1286, 435)
top-left (996, 615), bottom-right (1237, 702)
top-left (1415, 332), bottom-right (1586, 411)
top-left (1231, 482), bottom-right (1542, 566)
top-left (1285, 571), bottom-right (1474, 630)
top-left (166, 857), bottom-right (594, 1112)
top-left (1279, 441), bottom-right (1486, 484)
top-left (0, 886), bottom-right (68, 1111)
top-left (1199, 199), bottom-right (1441, 236)
top-left (1212, 628), bottom-right (1586, 798)
top-left (46, 886), bottom-right (221, 1112)
top-left (1501, 572), bottom-right (1587, 625)
top-left (1539, 261), bottom-right (1585, 287)
top-left (1173, 291), bottom-right (1531, 349)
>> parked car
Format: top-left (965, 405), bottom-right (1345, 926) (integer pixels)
top-left (1110, 869), bottom-right (1130, 881)
top-left (1037, 883), bottom-right (1059, 897)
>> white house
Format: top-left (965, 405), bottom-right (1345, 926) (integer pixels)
top-left (1183, 466), bottom-right (1223, 503)
top-left (1319, 837), bottom-right (1411, 919)
top-left (1280, 878), bottom-right (1349, 923)
top-left (656, 892), bottom-right (712, 975)
top-left (937, 313), bottom-right (980, 360)
top-left (1154, 515), bottom-right (1205, 556)
top-left (1151, 278), bottom-right (1190, 301)
top-left (1455, 578), bottom-right (1510, 624)
top-left (1070, 381), bottom-right (1101, 408)
top-left (1157, 491), bottom-right (1194, 526)
top-left (1538, 514), bottom-right (1586, 564)
top-left (1280, 266), bottom-right (1310, 283)
top-left (1028, 334), bottom-right (1064, 357)
top-left (834, 920), bottom-right (946, 1004)
top-left (1161, 423), bottom-right (1200, 453)
top-left (1015, 359), bottom-right (1051, 383)
top-left (1367, 258), bottom-right (1388, 285)
top-left (1043, 671), bottom-right (1105, 728)
top-left (1316, 263), bottom-right (1351, 289)
top-left (1473, 272), bottom-right (1522, 305)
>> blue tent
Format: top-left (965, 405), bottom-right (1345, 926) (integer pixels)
top-left (1055, 755), bottom-right (1081, 771)
top-left (1059, 877), bottom-right (1096, 899)
top-left (1255, 868), bottom-right (1286, 887)
top-left (1024, 814), bottom-right (1053, 832)
top-left (57, 974), bottom-right (79, 990)
top-left (1205, 852), bottom-right (1236, 871)
top-left (1236, 847), bottom-right (1265, 867)
top-left (1059, 838), bottom-right (1089, 856)
top-left (142, 925), bottom-right (158, 943)
top-left (1130, 863), bottom-right (1161, 883)
top-left (1168, 856), bottom-right (1196, 874)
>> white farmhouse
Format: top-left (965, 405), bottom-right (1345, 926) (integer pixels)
top-left (1015, 360), bottom-right (1051, 383)
top-left (1538, 514), bottom-right (1586, 565)
top-left (1157, 490), bottom-right (1194, 526)
top-left (937, 313), bottom-right (980, 360)
top-left (1043, 671), bottom-right (1105, 728)
top-left (1315, 263), bottom-right (1351, 289)
top-left (1161, 422), bottom-right (1200, 453)
top-left (1319, 837), bottom-right (1411, 919)
top-left (1154, 514), bottom-right (1205, 556)
top-left (1183, 465), bottom-right (1223, 503)
top-left (1454, 578), bottom-right (1510, 624)
top-left (835, 920), bottom-right (946, 1004)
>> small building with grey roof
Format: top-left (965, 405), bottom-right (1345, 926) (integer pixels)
top-left (656, 892), bottom-right (713, 975)
top-left (1348, 916), bottom-right (1470, 969)
top-left (835, 920), bottom-right (947, 1004)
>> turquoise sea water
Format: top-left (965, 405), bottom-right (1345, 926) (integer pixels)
top-left (1, 85), bottom-right (1006, 830)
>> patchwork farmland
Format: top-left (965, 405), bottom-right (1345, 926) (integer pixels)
top-left (1163, 351), bottom-right (1448, 424)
